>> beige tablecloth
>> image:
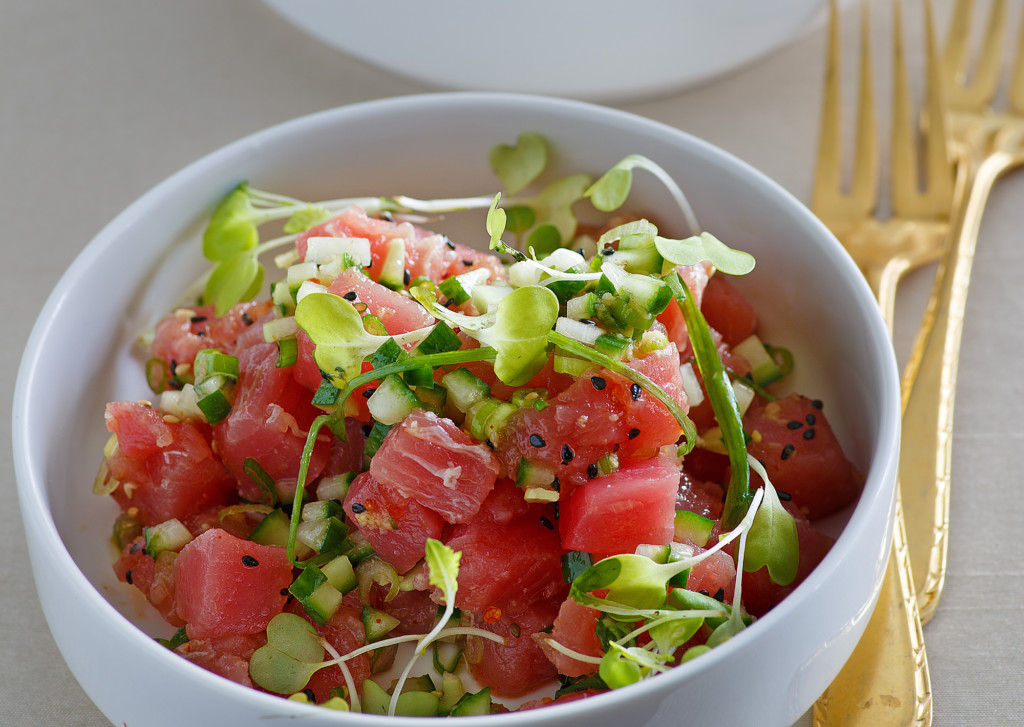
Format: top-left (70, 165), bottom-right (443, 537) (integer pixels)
top-left (3, 1), bottom-right (1021, 724)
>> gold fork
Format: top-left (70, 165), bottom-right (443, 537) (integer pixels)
top-left (899, 0), bottom-right (1024, 625)
top-left (810, 0), bottom-right (957, 724)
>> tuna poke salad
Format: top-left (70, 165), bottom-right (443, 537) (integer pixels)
top-left (93, 133), bottom-right (862, 717)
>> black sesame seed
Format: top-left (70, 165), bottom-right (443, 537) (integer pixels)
top-left (443, 299), bottom-right (456, 308)
top-left (129, 540), bottom-right (143, 554)
top-left (280, 587), bottom-right (291, 596)
top-left (241, 312), bottom-right (254, 326)
top-left (805, 413), bottom-right (817, 426)
top-left (342, 291), bottom-right (358, 301)
top-left (351, 503), bottom-right (366, 514)
top-left (803, 428), bottom-right (816, 441)
top-left (445, 237), bottom-right (456, 250)
top-left (551, 477), bottom-right (561, 493)
top-left (125, 569), bottom-right (134, 585)
top-left (776, 489), bottom-right (792, 501)
top-left (241, 555), bottom-right (259, 568)
top-left (601, 247), bottom-right (615, 256)
top-left (630, 383), bottom-right (642, 401)
top-left (812, 399), bottom-right (824, 409)
top-left (529, 434), bottom-right (546, 448)
top-left (379, 211), bottom-right (395, 223)
top-left (361, 424), bottom-right (373, 437)
top-left (303, 689), bottom-right (316, 702)
top-left (587, 463), bottom-right (598, 479)
top-left (781, 443), bottom-right (795, 461)
top-left (553, 503), bottom-right (559, 520)
top-left (590, 376), bottom-right (607, 391)
top-left (627, 428), bottom-right (640, 440)
top-left (362, 388), bottom-right (376, 398)
top-left (190, 315), bottom-right (207, 323)
top-left (579, 318), bottom-right (597, 326)
top-left (539, 516), bottom-right (554, 530)
top-left (403, 269), bottom-right (411, 286)
top-left (712, 588), bottom-right (726, 602)
top-left (561, 444), bottom-right (574, 464)
top-left (786, 420), bottom-right (803, 430)
top-left (196, 330), bottom-right (206, 337)
top-left (699, 589), bottom-right (710, 596)
top-left (462, 259), bottom-right (473, 266)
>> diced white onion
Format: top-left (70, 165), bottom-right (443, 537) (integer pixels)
top-left (295, 280), bottom-right (328, 304)
top-left (305, 236), bottom-right (372, 267)
top-left (732, 379), bottom-right (755, 417)
top-left (159, 384), bottom-right (204, 422)
top-left (508, 260), bottom-right (542, 288)
top-left (541, 248), bottom-right (586, 270)
top-left (555, 317), bottom-right (603, 346)
top-left (287, 261), bottom-right (319, 290)
top-left (263, 315), bottom-right (300, 342)
top-left (679, 362), bottom-right (704, 408)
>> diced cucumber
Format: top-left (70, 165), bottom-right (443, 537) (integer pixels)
top-left (311, 379), bottom-right (340, 406)
top-left (554, 317), bottom-right (602, 346)
top-left (674, 510), bottom-right (715, 548)
top-left (415, 384), bottom-right (447, 413)
top-left (320, 555), bottom-right (359, 595)
top-left (391, 674), bottom-right (436, 694)
top-left (449, 687), bottom-right (492, 716)
top-left (369, 338), bottom-right (406, 368)
top-left (248, 509), bottom-right (290, 546)
top-left (413, 321), bottom-right (462, 357)
top-left (593, 331), bottom-right (631, 359)
top-left (438, 673), bottom-right (466, 714)
top-left (316, 471), bottom-right (356, 502)
top-left (362, 678), bottom-right (439, 717)
top-left (438, 268), bottom-right (489, 305)
top-left (143, 518), bottom-right (193, 557)
top-left (366, 375), bottom-right (420, 426)
top-left (362, 417), bottom-right (389, 458)
top-left (340, 531), bottom-right (375, 564)
top-left (296, 516), bottom-right (350, 555)
top-left (514, 458), bottom-right (555, 489)
top-left (566, 292), bottom-right (598, 320)
top-left (289, 566), bottom-right (343, 625)
top-left (378, 238), bottom-right (406, 291)
top-left (402, 365), bottom-right (435, 390)
top-left (465, 398), bottom-right (516, 444)
top-left (304, 235), bottom-right (372, 267)
top-left (732, 334), bottom-right (784, 387)
top-left (362, 606), bottom-right (401, 642)
top-left (361, 679), bottom-right (391, 715)
top-left (560, 551), bottom-right (593, 584)
top-left (731, 378), bottom-right (755, 417)
top-left (287, 261), bottom-right (318, 292)
top-left (301, 499), bottom-right (342, 522)
top-left (441, 367), bottom-right (491, 413)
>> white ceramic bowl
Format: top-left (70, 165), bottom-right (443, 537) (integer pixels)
top-left (13, 93), bottom-right (898, 727)
top-left (261, 0), bottom-right (826, 101)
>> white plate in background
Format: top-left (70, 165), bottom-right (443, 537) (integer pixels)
top-left (261, 0), bottom-right (826, 101)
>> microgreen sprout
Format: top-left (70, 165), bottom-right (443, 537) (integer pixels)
top-left (412, 284), bottom-right (560, 387)
top-left (743, 455), bottom-right (799, 586)
top-left (294, 292), bottom-right (434, 387)
top-left (585, 154), bottom-right (700, 235)
top-left (489, 131), bottom-right (548, 195)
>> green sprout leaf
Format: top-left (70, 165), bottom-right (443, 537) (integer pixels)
top-left (526, 172), bottom-right (590, 244)
top-left (504, 205), bottom-right (536, 235)
top-left (743, 459), bottom-right (800, 586)
top-left (525, 223), bottom-right (561, 257)
top-left (249, 612), bottom-right (327, 694)
top-left (489, 131), bottom-right (548, 195)
top-left (571, 554), bottom-right (688, 611)
top-left (412, 285), bottom-right (559, 387)
top-left (425, 538), bottom-right (460, 611)
top-left (585, 154), bottom-right (700, 235)
top-left (284, 205), bottom-right (333, 234)
top-left (204, 249), bottom-right (264, 315)
top-left (655, 232), bottom-right (756, 276)
top-left (202, 183), bottom-right (261, 261)
top-left (295, 292), bottom-right (432, 387)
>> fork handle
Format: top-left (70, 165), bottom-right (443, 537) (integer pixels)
top-left (899, 149), bottom-right (1024, 623)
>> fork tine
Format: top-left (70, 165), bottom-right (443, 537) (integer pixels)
top-left (812, 0), bottom-right (877, 220)
top-left (891, 0), bottom-right (918, 215)
top-left (850, 0), bottom-right (879, 211)
top-left (1008, 3), bottom-right (1024, 114)
top-left (892, 0), bottom-right (954, 218)
top-left (944, 0), bottom-right (1007, 109)
top-left (813, 0), bottom-right (846, 216)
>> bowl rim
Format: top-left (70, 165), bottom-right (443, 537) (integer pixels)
top-left (12, 91), bottom-right (900, 724)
